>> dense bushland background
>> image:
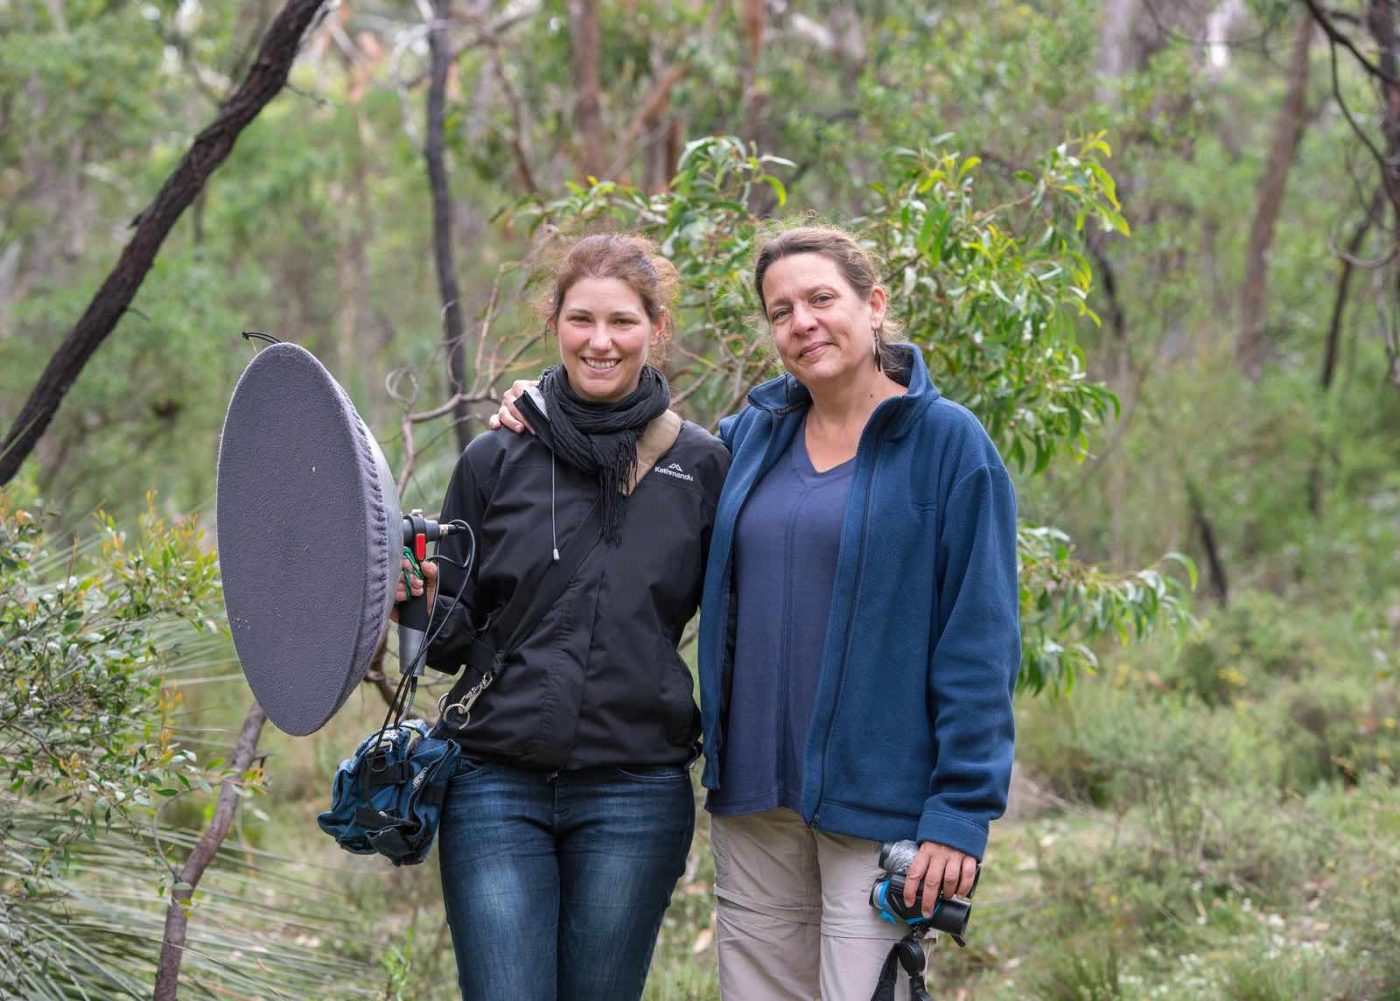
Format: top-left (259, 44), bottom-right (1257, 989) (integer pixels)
top-left (2, 1), bottom-right (1398, 998)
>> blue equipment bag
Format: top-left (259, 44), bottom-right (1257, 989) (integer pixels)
top-left (317, 718), bottom-right (459, 866)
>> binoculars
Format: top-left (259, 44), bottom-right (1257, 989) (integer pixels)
top-left (868, 840), bottom-right (980, 944)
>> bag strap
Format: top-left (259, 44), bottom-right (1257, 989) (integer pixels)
top-left (437, 495), bottom-right (602, 728)
top-left (626, 409), bottom-right (683, 495)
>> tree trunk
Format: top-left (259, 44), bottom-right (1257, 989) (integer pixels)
top-left (426, 0), bottom-right (470, 450)
top-left (153, 702), bottom-right (268, 1000)
top-left (740, 0), bottom-right (765, 140)
top-left (1237, 13), bottom-right (1314, 381)
top-left (0, 0), bottom-right (327, 487)
top-left (1097, 0), bottom-right (1137, 96)
top-left (1367, 0), bottom-right (1400, 384)
top-left (567, 0), bottom-right (605, 179)
top-left (1186, 478), bottom-right (1230, 606)
top-left (1205, 0), bottom-right (1248, 76)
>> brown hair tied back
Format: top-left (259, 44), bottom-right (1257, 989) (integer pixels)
top-left (542, 234), bottom-right (679, 350)
top-left (753, 225), bottom-right (898, 373)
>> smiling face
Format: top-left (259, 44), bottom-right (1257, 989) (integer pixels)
top-left (761, 252), bottom-right (887, 389)
top-left (552, 276), bottom-right (660, 402)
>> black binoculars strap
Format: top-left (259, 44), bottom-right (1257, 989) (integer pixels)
top-left (870, 933), bottom-right (934, 1001)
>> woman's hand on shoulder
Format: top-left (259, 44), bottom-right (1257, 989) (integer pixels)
top-left (488, 380), bottom-right (538, 435)
top-left (902, 840), bottom-right (978, 917)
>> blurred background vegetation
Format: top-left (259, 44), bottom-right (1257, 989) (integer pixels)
top-left (2, 0), bottom-right (1398, 998)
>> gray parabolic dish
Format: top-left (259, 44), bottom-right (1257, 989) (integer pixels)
top-left (216, 343), bottom-right (400, 735)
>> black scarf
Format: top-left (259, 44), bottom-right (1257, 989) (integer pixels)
top-left (535, 365), bottom-right (670, 544)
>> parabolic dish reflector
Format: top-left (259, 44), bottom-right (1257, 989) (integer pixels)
top-left (216, 343), bottom-right (400, 735)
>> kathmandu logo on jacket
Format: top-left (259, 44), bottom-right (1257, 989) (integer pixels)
top-left (654, 461), bottom-right (694, 482)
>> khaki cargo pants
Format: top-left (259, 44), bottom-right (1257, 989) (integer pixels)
top-left (711, 808), bottom-right (926, 1001)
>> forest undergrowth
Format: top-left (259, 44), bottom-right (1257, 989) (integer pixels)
top-left (160, 585), bottom-right (1399, 1001)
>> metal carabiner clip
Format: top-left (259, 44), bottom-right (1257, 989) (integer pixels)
top-left (438, 671), bottom-right (495, 728)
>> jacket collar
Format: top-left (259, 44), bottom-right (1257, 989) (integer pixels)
top-left (743, 343), bottom-right (939, 439)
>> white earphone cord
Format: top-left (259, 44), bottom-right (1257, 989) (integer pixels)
top-left (550, 452), bottom-right (560, 561)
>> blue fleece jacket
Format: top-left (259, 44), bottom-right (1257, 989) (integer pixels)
top-left (697, 344), bottom-right (1020, 859)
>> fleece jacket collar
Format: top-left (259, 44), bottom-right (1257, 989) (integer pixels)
top-left (742, 343), bottom-right (941, 439)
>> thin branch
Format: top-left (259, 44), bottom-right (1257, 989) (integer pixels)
top-left (1185, 479), bottom-right (1230, 607)
top-left (388, 24), bottom-right (428, 149)
top-left (1324, 186), bottom-right (1385, 392)
top-left (0, 719), bottom-right (64, 767)
top-left (479, 330), bottom-right (546, 394)
top-left (1139, 0), bottom-right (1288, 56)
top-left (361, 640), bottom-right (398, 708)
top-left (601, 0), bottom-right (728, 180)
top-left (1237, 12), bottom-right (1314, 381)
top-left (385, 367), bottom-right (422, 408)
top-left (395, 387), bottom-right (496, 494)
top-left (483, 35), bottom-right (540, 194)
top-left (397, 413), bottom-right (418, 496)
top-left (154, 701), bottom-right (268, 1000)
top-left (470, 268), bottom-right (505, 389)
top-left (396, 321), bottom-right (543, 494)
top-left (604, 62), bottom-right (690, 179)
top-left (1326, 31), bottom-right (1391, 197)
top-left (567, 0), bottom-right (606, 178)
top-left (407, 389), bottom-right (499, 424)
top-left (397, 5), bottom-right (538, 88)
top-left (1302, 0), bottom-right (1400, 84)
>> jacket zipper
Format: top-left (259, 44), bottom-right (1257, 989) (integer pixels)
top-left (808, 416), bottom-right (886, 829)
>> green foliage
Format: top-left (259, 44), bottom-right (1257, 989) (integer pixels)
top-left (0, 495), bottom-right (377, 999)
top-left (997, 593), bottom-right (1400, 1000)
top-left (1018, 527), bottom-right (1194, 694)
top-left (872, 135), bottom-right (1126, 473)
top-left (5, 0), bottom-right (1399, 994)
top-left (1023, 937), bottom-right (1122, 1001)
top-left (0, 495), bottom-right (209, 994)
top-left (1, 496), bottom-right (217, 828)
top-left (517, 134), bottom-right (1193, 692)
top-left (517, 133), bottom-right (1127, 443)
top-left (1139, 594), bottom-right (1400, 792)
top-left (380, 928), bottom-right (416, 1001)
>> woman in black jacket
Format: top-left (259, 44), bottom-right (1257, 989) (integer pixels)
top-left (406, 234), bottom-right (730, 1001)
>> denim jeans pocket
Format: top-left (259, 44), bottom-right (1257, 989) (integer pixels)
top-left (451, 754), bottom-right (489, 781)
top-left (614, 763), bottom-right (689, 783)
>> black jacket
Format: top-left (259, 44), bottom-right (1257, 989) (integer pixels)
top-left (425, 417), bottom-right (730, 770)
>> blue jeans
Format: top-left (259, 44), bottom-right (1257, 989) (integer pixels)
top-left (437, 757), bottom-right (695, 1001)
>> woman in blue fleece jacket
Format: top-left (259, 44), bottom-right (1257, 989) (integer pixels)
top-left (696, 226), bottom-right (1019, 1000)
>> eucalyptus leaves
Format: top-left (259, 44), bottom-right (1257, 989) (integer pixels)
top-left (516, 133), bottom-right (1192, 692)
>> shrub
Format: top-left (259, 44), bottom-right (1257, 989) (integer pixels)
top-left (0, 495), bottom-right (376, 999)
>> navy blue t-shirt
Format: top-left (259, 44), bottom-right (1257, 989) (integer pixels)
top-left (707, 421), bottom-right (854, 817)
